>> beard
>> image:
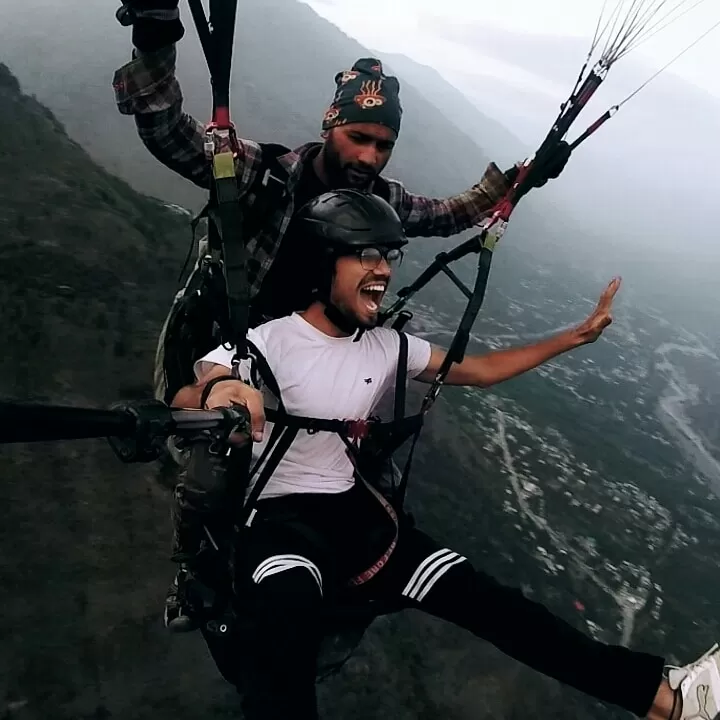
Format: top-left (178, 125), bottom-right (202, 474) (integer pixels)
top-left (327, 287), bottom-right (381, 332)
top-left (321, 135), bottom-right (379, 190)
top-left (324, 298), bottom-right (378, 332)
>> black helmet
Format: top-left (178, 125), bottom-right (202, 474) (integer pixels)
top-left (296, 189), bottom-right (408, 253)
top-left (295, 190), bottom-right (406, 337)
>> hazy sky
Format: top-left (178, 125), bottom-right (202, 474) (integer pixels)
top-left (305, 0), bottom-right (720, 99)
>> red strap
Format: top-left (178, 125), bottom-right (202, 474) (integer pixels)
top-left (345, 419), bottom-right (371, 443)
top-left (346, 477), bottom-right (400, 587)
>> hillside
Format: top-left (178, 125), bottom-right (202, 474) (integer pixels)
top-left (0, 61), bottom-right (220, 718)
top-left (0, 62), bottom-right (189, 404)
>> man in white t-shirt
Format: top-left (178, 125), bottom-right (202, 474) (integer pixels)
top-left (171, 190), bottom-right (719, 720)
top-left (192, 310), bottom-right (431, 502)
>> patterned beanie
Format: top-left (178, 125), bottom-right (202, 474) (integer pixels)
top-left (321, 58), bottom-right (402, 136)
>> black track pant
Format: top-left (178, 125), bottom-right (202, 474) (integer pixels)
top-left (233, 483), bottom-right (666, 720)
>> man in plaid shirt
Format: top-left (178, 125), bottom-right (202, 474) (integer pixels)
top-left (113, 2), bottom-right (569, 321)
top-left (112, 2), bottom-right (570, 632)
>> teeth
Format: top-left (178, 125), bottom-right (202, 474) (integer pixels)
top-left (362, 284), bottom-right (386, 292)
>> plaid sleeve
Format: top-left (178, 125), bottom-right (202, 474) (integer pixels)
top-left (388, 162), bottom-right (510, 238)
top-left (112, 45), bottom-right (264, 192)
top-left (113, 45), bottom-right (210, 188)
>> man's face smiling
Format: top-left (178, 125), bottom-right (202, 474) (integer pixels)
top-left (328, 248), bottom-right (397, 328)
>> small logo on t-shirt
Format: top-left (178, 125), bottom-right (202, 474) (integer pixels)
top-left (364, 377), bottom-right (373, 384)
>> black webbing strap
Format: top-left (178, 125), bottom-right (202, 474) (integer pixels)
top-left (186, 0), bottom-right (248, 358)
top-left (199, 375), bottom-right (237, 409)
top-left (240, 424), bottom-right (300, 526)
top-left (387, 329), bottom-right (424, 506)
top-left (426, 239), bottom-right (493, 400)
top-left (207, 0), bottom-right (237, 113)
top-left (186, 0), bottom-right (237, 115)
top-left (213, 173), bottom-right (249, 360)
top-left (395, 427), bottom-right (421, 508)
top-left (238, 339), bottom-right (286, 483)
top-left (393, 331), bottom-right (408, 423)
top-left (187, 143), bottom-right (290, 347)
top-left (359, 415), bottom-right (423, 458)
top-left (236, 338), bottom-right (294, 523)
top-left (264, 409), bottom-right (354, 436)
top-left (393, 331), bottom-right (423, 507)
top-left (244, 339), bottom-right (282, 408)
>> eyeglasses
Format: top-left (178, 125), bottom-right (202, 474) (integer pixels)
top-left (357, 246), bottom-right (404, 270)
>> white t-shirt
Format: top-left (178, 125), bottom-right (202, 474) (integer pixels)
top-left (194, 313), bottom-right (432, 500)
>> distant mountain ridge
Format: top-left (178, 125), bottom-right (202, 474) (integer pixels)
top-left (377, 51), bottom-right (528, 165)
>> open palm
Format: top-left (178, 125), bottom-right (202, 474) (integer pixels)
top-left (575, 277), bottom-right (622, 344)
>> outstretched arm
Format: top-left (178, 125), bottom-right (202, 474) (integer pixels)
top-left (390, 163), bottom-right (511, 238)
top-left (414, 278), bottom-right (621, 387)
top-left (392, 143), bottom-right (571, 239)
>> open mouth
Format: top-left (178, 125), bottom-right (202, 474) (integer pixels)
top-left (359, 282), bottom-right (386, 313)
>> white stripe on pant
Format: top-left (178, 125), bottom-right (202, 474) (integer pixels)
top-left (401, 547), bottom-right (467, 602)
top-left (252, 553), bottom-right (323, 596)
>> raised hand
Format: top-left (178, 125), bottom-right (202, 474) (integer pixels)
top-left (574, 276), bottom-right (622, 344)
top-left (116, 0), bottom-right (184, 52)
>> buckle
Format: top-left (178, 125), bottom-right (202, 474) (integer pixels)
top-left (203, 122), bottom-right (240, 160)
top-left (345, 419), bottom-right (370, 443)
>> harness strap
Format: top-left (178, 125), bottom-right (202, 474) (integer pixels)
top-left (199, 375), bottom-right (237, 409)
top-left (186, 141), bottom-right (290, 360)
top-left (213, 170), bottom-right (249, 360)
top-left (393, 330), bottom-right (408, 423)
top-left (242, 143), bottom-right (289, 244)
top-left (263, 408), bottom-right (370, 440)
top-left (357, 415), bottom-right (423, 459)
top-left (244, 338), bottom-right (283, 406)
top-left (392, 331), bottom-right (421, 507)
top-left (395, 429), bottom-right (421, 508)
top-left (347, 475), bottom-right (399, 586)
top-left (232, 331), bottom-right (420, 557)
top-left (236, 339), bottom-right (287, 489)
top-left (241, 424), bottom-right (300, 527)
top-left (336, 434), bottom-right (399, 586)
